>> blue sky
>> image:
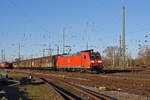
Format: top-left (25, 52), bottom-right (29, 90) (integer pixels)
top-left (0, 0), bottom-right (150, 61)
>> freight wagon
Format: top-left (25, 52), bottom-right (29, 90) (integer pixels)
top-left (13, 55), bottom-right (57, 69)
top-left (12, 49), bottom-right (103, 72)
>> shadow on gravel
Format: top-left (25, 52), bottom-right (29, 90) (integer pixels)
top-left (0, 80), bottom-right (28, 100)
top-left (0, 76), bottom-right (46, 100)
top-left (0, 81), bottom-right (15, 86)
top-left (102, 69), bottom-right (142, 74)
top-left (20, 77), bottom-right (45, 86)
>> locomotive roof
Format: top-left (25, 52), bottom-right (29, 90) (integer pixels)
top-left (80, 49), bottom-right (94, 53)
top-left (60, 49), bottom-right (95, 57)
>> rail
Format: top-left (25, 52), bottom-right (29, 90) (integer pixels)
top-left (41, 78), bottom-right (81, 100)
top-left (41, 77), bottom-right (113, 100)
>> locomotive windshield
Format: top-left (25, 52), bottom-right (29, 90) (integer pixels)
top-left (90, 54), bottom-right (101, 59)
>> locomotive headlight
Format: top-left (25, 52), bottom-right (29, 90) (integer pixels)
top-left (98, 60), bottom-right (102, 63)
top-left (90, 61), bottom-right (94, 63)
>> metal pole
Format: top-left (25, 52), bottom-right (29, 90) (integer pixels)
top-left (1, 49), bottom-right (4, 62)
top-left (19, 43), bottom-right (21, 61)
top-left (57, 45), bottom-right (59, 55)
top-left (119, 34), bottom-right (122, 68)
top-left (112, 49), bottom-right (115, 70)
top-left (86, 42), bottom-right (88, 50)
top-left (49, 33), bottom-right (51, 56)
top-left (3, 49), bottom-right (5, 61)
top-left (18, 43), bottom-right (21, 67)
top-left (86, 22), bottom-right (89, 50)
top-left (63, 27), bottom-right (66, 54)
top-left (122, 6), bottom-right (126, 70)
top-left (48, 45), bottom-right (51, 56)
top-left (43, 49), bottom-right (45, 57)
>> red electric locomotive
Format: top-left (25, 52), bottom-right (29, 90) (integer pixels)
top-left (0, 62), bottom-right (12, 69)
top-left (57, 49), bottom-right (103, 72)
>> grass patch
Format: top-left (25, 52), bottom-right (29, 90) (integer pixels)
top-left (8, 72), bottom-right (27, 81)
top-left (8, 71), bottom-right (60, 100)
top-left (24, 80), bottom-right (57, 100)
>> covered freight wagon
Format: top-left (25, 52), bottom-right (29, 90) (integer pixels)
top-left (13, 55), bottom-right (57, 69)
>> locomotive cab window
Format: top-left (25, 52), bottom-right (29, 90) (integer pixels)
top-left (90, 54), bottom-right (101, 59)
top-left (96, 55), bottom-right (101, 59)
top-left (90, 54), bottom-right (95, 59)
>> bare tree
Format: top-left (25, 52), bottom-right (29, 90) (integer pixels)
top-left (137, 45), bottom-right (150, 66)
top-left (103, 46), bottom-right (120, 68)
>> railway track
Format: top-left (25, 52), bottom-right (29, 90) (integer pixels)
top-left (10, 69), bottom-right (150, 98)
top-left (62, 81), bottom-right (116, 100)
top-left (41, 78), bottom-right (81, 100)
top-left (13, 69), bottom-right (113, 100)
top-left (41, 77), bottom-right (114, 100)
